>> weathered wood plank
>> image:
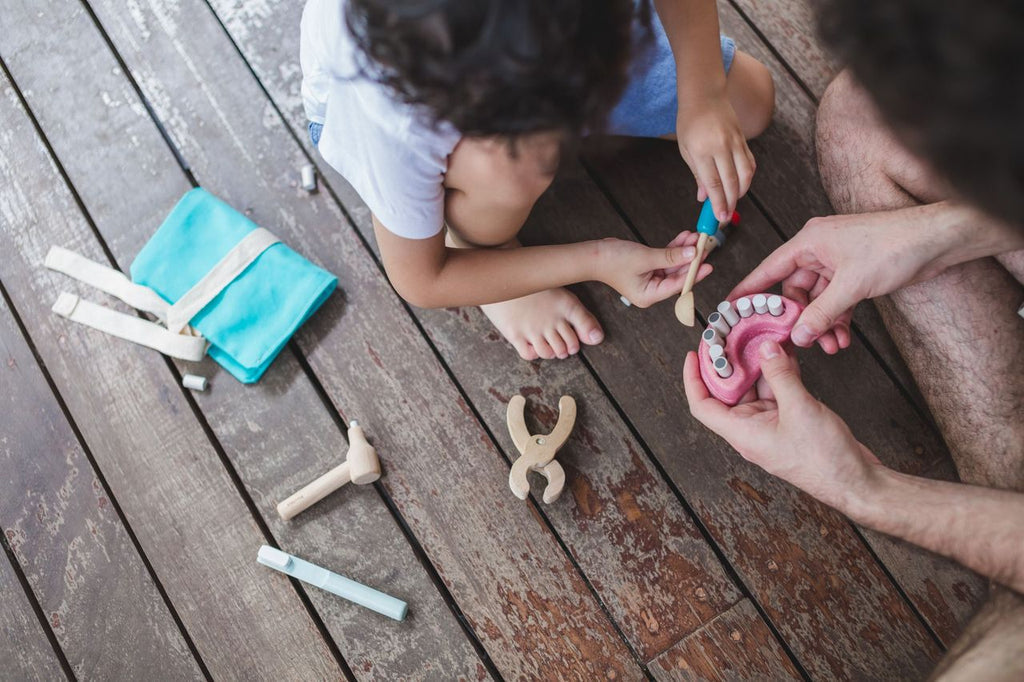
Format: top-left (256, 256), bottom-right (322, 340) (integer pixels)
top-left (1, 1), bottom-right (491, 678)
top-left (418, 319), bottom-right (746, 662)
top-left (0, 543), bottom-right (67, 681)
top-left (0, 285), bottom-right (202, 678)
top-left (650, 599), bottom-right (801, 681)
top-left (202, 0), bottom-right (799, 667)
top-left (720, 1), bottom-right (830, 229)
top-left (728, 0), bottom-right (838, 98)
top-left (0, 45), bottom-right (341, 681)
top-left (79, 0), bottom-right (645, 676)
top-left (524, 160), bottom-right (946, 679)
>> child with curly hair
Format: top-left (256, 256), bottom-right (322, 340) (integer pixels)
top-left (301, 0), bottom-right (774, 360)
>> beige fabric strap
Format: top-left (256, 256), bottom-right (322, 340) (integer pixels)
top-left (45, 246), bottom-right (171, 322)
top-left (165, 227), bottom-right (280, 333)
top-left (51, 292), bottom-right (207, 362)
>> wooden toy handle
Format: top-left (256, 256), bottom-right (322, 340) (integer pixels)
top-left (277, 462), bottom-right (351, 521)
top-left (506, 395), bottom-right (530, 452)
top-left (546, 396), bottom-right (577, 452)
top-left (680, 233), bottom-right (708, 297)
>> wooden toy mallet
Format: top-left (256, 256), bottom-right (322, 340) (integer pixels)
top-left (675, 199), bottom-right (726, 326)
top-left (277, 421), bottom-right (380, 521)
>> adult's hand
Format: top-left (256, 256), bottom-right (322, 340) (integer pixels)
top-left (683, 340), bottom-right (881, 509)
top-left (731, 205), bottom-right (954, 353)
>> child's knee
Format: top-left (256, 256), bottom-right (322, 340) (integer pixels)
top-left (727, 51), bottom-right (775, 139)
top-left (443, 192), bottom-right (527, 248)
top-left (444, 140), bottom-right (556, 247)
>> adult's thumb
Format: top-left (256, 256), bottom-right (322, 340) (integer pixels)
top-left (792, 285), bottom-right (853, 347)
top-left (758, 341), bottom-right (808, 408)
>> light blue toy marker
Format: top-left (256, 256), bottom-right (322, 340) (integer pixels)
top-left (257, 546), bottom-right (408, 621)
top-left (695, 198), bottom-right (719, 236)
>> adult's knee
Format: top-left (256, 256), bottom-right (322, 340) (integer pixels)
top-left (816, 72), bottom-right (866, 211)
top-left (816, 71), bottom-right (910, 214)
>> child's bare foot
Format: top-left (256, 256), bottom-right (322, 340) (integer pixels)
top-left (481, 287), bottom-right (603, 360)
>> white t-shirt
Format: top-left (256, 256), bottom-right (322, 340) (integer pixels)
top-left (300, 0), bottom-right (460, 239)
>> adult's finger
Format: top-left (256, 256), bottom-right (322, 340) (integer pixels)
top-left (791, 277), bottom-right (860, 347)
top-left (781, 269), bottom-right (820, 305)
top-left (757, 341), bottom-right (811, 410)
top-left (729, 241), bottom-right (802, 299)
top-left (806, 275), bottom-right (841, 353)
top-left (834, 313), bottom-right (853, 349)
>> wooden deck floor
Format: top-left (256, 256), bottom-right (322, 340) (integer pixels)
top-left (0, 0), bottom-right (987, 679)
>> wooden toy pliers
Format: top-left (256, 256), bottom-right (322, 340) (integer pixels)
top-left (506, 394), bottom-right (577, 504)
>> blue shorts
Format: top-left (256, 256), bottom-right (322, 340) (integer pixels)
top-left (608, 22), bottom-right (736, 137)
top-left (308, 24), bottom-right (735, 146)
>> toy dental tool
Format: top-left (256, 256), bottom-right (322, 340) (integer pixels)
top-left (674, 198), bottom-right (735, 326)
top-left (257, 545), bottom-right (408, 621)
top-left (506, 394), bottom-right (577, 504)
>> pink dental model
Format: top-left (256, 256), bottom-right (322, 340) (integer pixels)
top-left (697, 294), bottom-right (804, 405)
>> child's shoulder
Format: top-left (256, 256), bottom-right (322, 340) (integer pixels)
top-left (301, 0), bottom-right (357, 77)
top-left (302, 0), bottom-right (459, 147)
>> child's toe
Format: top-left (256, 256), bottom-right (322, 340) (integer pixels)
top-left (530, 336), bottom-right (556, 360)
top-left (512, 337), bottom-right (537, 360)
top-left (567, 303), bottom-right (603, 345)
top-left (545, 330), bottom-right (568, 359)
top-left (556, 320), bottom-right (580, 355)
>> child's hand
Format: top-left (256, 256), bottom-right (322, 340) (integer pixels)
top-left (676, 94), bottom-right (756, 223)
top-left (599, 232), bottom-right (712, 308)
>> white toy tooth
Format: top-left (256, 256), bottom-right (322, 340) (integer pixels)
top-left (702, 327), bottom-right (724, 348)
top-left (708, 311), bottom-right (731, 337)
top-left (717, 300), bottom-right (740, 326)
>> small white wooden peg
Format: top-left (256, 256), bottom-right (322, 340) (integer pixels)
top-left (182, 374), bottom-right (208, 391)
top-left (300, 164), bottom-right (317, 192)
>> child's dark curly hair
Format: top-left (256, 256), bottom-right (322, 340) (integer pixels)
top-left (818, 0), bottom-right (1024, 226)
top-left (345, 0), bottom-right (649, 140)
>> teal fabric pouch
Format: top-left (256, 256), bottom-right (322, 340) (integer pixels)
top-left (130, 188), bottom-right (336, 383)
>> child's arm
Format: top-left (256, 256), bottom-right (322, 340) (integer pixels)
top-left (655, 0), bottom-right (756, 222)
top-left (374, 216), bottom-right (710, 309)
